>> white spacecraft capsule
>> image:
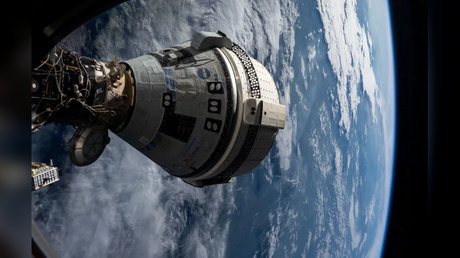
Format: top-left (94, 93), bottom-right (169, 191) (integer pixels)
top-left (32, 31), bottom-right (286, 187)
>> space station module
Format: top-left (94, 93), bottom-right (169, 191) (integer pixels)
top-left (31, 31), bottom-right (286, 187)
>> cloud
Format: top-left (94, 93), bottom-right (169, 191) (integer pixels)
top-left (300, 54), bottom-right (306, 77)
top-left (275, 101), bottom-right (297, 171)
top-left (262, 152), bottom-right (274, 184)
top-left (319, 102), bottom-right (331, 136)
top-left (294, 83), bottom-right (306, 109)
top-left (365, 195), bottom-right (376, 225)
top-left (299, 55), bottom-right (309, 90)
top-left (349, 194), bottom-right (361, 249)
top-left (358, 232), bottom-right (367, 252)
top-left (264, 208), bottom-right (281, 258)
top-left (310, 102), bottom-right (334, 179)
top-left (302, 231), bottom-right (312, 257)
top-left (308, 45), bottom-right (317, 61)
top-left (311, 112), bottom-right (350, 254)
top-left (33, 132), bottom-right (237, 258)
top-left (310, 130), bottom-right (332, 179)
top-left (287, 209), bottom-right (299, 254)
top-left (314, 187), bottom-right (325, 242)
top-left (302, 33), bottom-right (320, 79)
top-left (317, 0), bottom-right (380, 137)
top-left (306, 230), bottom-right (312, 250)
top-left (365, 194), bottom-right (387, 258)
top-left (258, 191), bottom-right (301, 258)
top-left (355, 144), bottom-right (360, 175)
top-left (273, 0), bottom-right (299, 171)
top-left (331, 140), bottom-right (348, 252)
top-left (315, 232), bottom-right (332, 258)
top-left (310, 101), bottom-right (351, 255)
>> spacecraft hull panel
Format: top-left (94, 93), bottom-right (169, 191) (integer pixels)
top-left (117, 55), bottom-right (166, 149)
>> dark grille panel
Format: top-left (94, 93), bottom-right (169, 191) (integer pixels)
top-left (158, 113), bottom-right (196, 143)
top-left (203, 125), bottom-right (258, 184)
top-left (231, 44), bottom-right (261, 98)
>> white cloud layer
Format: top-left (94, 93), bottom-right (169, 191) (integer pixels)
top-left (349, 194), bottom-right (361, 249)
top-left (317, 0), bottom-right (380, 137)
top-left (32, 131), bottom-right (236, 258)
top-left (299, 54), bottom-right (309, 90)
top-left (273, 0), bottom-right (299, 171)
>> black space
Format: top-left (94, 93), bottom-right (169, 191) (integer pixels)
top-left (382, 0), bottom-right (427, 258)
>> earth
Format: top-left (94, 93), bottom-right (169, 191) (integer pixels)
top-left (31, 0), bottom-right (395, 257)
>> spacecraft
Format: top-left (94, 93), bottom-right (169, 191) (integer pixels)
top-left (32, 31), bottom-right (286, 187)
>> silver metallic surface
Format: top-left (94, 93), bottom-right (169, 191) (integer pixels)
top-left (116, 55), bottom-right (166, 149)
top-left (33, 32), bottom-right (286, 187)
top-left (112, 34), bottom-right (286, 186)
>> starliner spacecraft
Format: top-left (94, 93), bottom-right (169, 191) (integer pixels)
top-left (32, 31), bottom-right (286, 187)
